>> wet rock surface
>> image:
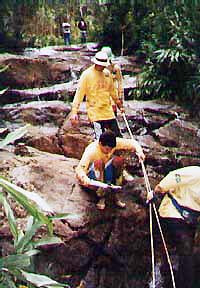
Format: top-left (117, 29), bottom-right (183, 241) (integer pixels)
top-left (0, 46), bottom-right (200, 288)
top-left (0, 44), bottom-right (140, 104)
top-left (0, 98), bottom-right (200, 288)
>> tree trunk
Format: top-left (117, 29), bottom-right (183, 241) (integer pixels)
top-left (121, 29), bottom-right (124, 56)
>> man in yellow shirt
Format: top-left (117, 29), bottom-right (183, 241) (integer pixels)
top-left (152, 166), bottom-right (200, 288)
top-left (76, 130), bottom-right (145, 210)
top-left (69, 51), bottom-right (124, 139)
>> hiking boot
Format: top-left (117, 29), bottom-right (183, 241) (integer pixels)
top-left (96, 187), bottom-right (106, 197)
top-left (115, 198), bottom-right (126, 208)
top-left (96, 198), bottom-right (106, 210)
top-left (123, 170), bottom-right (134, 182)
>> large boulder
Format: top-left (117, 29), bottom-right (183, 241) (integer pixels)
top-left (0, 47), bottom-right (142, 104)
top-left (1, 100), bottom-right (200, 169)
top-left (1, 99), bottom-right (200, 287)
top-left (0, 147), bottom-right (151, 288)
top-left (0, 56), bottom-right (71, 89)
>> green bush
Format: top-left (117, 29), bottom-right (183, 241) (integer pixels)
top-left (134, 4), bottom-right (200, 107)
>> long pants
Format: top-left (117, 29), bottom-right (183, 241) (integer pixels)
top-left (93, 118), bottom-right (122, 140)
top-left (87, 157), bottom-right (123, 199)
top-left (64, 33), bottom-right (70, 45)
top-left (88, 157), bottom-right (123, 185)
top-left (160, 217), bottom-right (196, 288)
top-left (81, 31), bottom-right (87, 43)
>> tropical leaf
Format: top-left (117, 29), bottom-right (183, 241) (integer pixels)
top-left (0, 88), bottom-right (8, 95)
top-left (0, 177), bottom-right (53, 213)
top-left (20, 270), bottom-right (66, 287)
top-left (0, 192), bottom-right (18, 240)
top-left (0, 125), bottom-right (30, 149)
top-left (16, 229), bottom-right (25, 247)
top-left (32, 236), bottom-right (63, 248)
top-left (0, 177), bottom-right (53, 234)
top-left (25, 249), bottom-right (40, 257)
top-left (0, 255), bottom-right (31, 270)
top-left (0, 283), bottom-right (10, 288)
top-left (15, 220), bottom-right (42, 253)
top-left (0, 65), bottom-right (9, 73)
top-left (1, 272), bottom-right (17, 288)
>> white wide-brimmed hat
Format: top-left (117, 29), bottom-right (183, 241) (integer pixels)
top-left (91, 51), bottom-right (109, 67)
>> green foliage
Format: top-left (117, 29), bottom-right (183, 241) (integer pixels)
top-left (20, 270), bottom-right (67, 288)
top-left (0, 0), bottom-right (151, 51)
top-left (0, 129), bottom-right (68, 287)
top-left (0, 125), bottom-right (30, 149)
top-left (134, 2), bottom-right (200, 106)
top-left (0, 65), bottom-right (9, 73)
top-left (0, 177), bottom-right (66, 287)
top-left (90, 0), bottom-right (136, 54)
top-left (0, 183), bottom-right (65, 287)
top-left (1, 1), bottom-right (200, 105)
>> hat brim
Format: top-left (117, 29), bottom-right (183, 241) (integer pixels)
top-left (91, 57), bottom-right (109, 67)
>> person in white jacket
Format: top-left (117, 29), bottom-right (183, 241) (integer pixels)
top-left (62, 22), bottom-right (71, 45)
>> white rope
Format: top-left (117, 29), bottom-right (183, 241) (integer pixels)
top-left (122, 113), bottom-right (133, 140)
top-left (152, 203), bottom-right (176, 288)
top-left (149, 202), bottom-right (156, 288)
top-left (140, 160), bottom-right (155, 288)
top-left (122, 112), bottom-right (176, 288)
top-left (141, 161), bottom-right (176, 288)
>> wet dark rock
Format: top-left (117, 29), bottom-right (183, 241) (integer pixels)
top-left (154, 119), bottom-right (200, 154)
top-left (0, 46), bottom-right (200, 287)
top-left (0, 46), bottom-right (141, 105)
top-left (0, 82), bottom-right (77, 104)
top-left (14, 143), bottom-right (31, 156)
top-left (0, 100), bottom-right (70, 124)
top-left (1, 100), bottom-right (200, 171)
top-left (0, 148), bottom-right (151, 288)
top-left (0, 56), bottom-right (71, 89)
top-left (0, 96), bottom-right (200, 287)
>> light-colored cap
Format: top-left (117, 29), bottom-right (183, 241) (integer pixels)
top-left (101, 46), bottom-right (114, 60)
top-left (62, 22), bottom-right (70, 27)
top-left (91, 51), bottom-right (109, 67)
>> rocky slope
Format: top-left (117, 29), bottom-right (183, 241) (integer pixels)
top-left (1, 99), bottom-right (200, 288)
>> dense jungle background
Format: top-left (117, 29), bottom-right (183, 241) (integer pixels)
top-left (1, 1), bottom-right (200, 288)
top-left (1, 0), bottom-right (200, 109)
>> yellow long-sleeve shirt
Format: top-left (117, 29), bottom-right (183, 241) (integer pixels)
top-left (158, 166), bottom-right (200, 219)
top-left (71, 65), bottom-right (119, 122)
top-left (104, 63), bottom-right (124, 100)
top-left (76, 137), bottom-right (143, 186)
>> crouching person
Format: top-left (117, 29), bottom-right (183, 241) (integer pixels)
top-left (76, 130), bottom-right (145, 210)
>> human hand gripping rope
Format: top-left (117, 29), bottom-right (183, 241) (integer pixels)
top-left (121, 112), bottom-right (176, 288)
